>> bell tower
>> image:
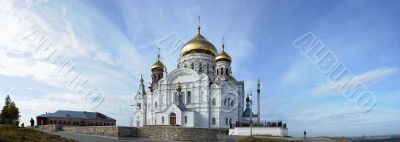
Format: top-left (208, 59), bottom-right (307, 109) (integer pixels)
top-left (150, 48), bottom-right (164, 91)
top-left (215, 37), bottom-right (232, 80)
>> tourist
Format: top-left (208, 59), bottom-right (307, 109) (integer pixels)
top-left (30, 118), bottom-right (34, 127)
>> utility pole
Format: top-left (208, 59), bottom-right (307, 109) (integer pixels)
top-left (257, 79), bottom-right (260, 124)
top-left (250, 90), bottom-right (253, 136)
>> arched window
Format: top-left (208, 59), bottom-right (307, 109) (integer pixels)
top-left (231, 100), bottom-right (234, 107)
top-left (212, 98), bottom-right (216, 106)
top-left (226, 68), bottom-right (229, 76)
top-left (220, 67), bottom-right (223, 75)
top-left (184, 116), bottom-right (188, 123)
top-left (162, 117), bottom-right (164, 124)
top-left (216, 69), bottom-right (219, 75)
top-left (224, 99), bottom-right (227, 106)
top-left (191, 63), bottom-right (194, 70)
top-left (187, 91), bottom-right (191, 103)
top-left (155, 102), bottom-right (158, 108)
top-left (212, 117), bottom-right (216, 125)
top-left (199, 63), bottom-right (203, 71)
top-left (229, 118), bottom-right (232, 125)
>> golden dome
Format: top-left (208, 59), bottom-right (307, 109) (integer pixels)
top-left (151, 60), bottom-right (164, 70)
top-left (151, 48), bottom-right (164, 71)
top-left (180, 33), bottom-right (217, 57)
top-left (180, 17), bottom-right (217, 57)
top-left (215, 38), bottom-right (232, 63)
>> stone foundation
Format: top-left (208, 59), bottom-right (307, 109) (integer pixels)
top-left (38, 125), bottom-right (218, 141)
top-left (137, 126), bottom-right (217, 141)
top-left (63, 126), bottom-right (135, 137)
top-left (229, 127), bottom-right (288, 136)
top-left (37, 124), bottom-right (62, 132)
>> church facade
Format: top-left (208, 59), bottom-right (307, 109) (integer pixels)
top-left (134, 20), bottom-right (260, 128)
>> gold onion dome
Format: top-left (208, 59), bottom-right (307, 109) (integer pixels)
top-left (151, 48), bottom-right (164, 70)
top-left (151, 60), bottom-right (164, 70)
top-left (215, 38), bottom-right (232, 63)
top-left (180, 17), bottom-right (217, 57)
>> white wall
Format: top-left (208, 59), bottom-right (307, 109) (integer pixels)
top-left (229, 127), bottom-right (288, 136)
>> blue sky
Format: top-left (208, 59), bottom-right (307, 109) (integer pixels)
top-left (1, 0), bottom-right (399, 137)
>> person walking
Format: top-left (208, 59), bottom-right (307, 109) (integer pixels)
top-left (304, 131), bottom-right (307, 140)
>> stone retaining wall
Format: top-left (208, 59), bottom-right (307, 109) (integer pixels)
top-left (38, 125), bottom-right (219, 141)
top-left (137, 126), bottom-right (217, 141)
top-left (37, 124), bottom-right (62, 132)
top-left (62, 126), bottom-right (136, 137)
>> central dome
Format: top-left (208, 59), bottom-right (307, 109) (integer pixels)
top-left (180, 33), bottom-right (218, 57)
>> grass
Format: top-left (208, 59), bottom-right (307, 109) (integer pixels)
top-left (328, 137), bottom-right (352, 142)
top-left (0, 124), bottom-right (76, 142)
top-left (239, 136), bottom-right (303, 142)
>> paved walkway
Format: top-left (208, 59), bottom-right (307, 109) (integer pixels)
top-left (50, 131), bottom-right (338, 142)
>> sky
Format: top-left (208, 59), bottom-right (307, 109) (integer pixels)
top-left (1, 0), bottom-right (400, 137)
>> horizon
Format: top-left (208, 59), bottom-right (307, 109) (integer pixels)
top-left (1, 0), bottom-right (400, 137)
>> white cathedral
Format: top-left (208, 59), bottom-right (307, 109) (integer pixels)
top-left (134, 20), bottom-right (261, 128)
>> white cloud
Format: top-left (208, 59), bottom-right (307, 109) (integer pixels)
top-left (0, 1), bottom-right (119, 88)
top-left (311, 67), bottom-right (398, 95)
top-left (0, 1), bottom-right (142, 127)
top-left (274, 103), bottom-right (400, 136)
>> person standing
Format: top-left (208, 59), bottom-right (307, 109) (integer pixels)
top-left (30, 118), bottom-right (35, 127)
top-left (304, 131), bottom-right (307, 139)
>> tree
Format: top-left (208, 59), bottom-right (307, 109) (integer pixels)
top-left (0, 95), bottom-right (20, 125)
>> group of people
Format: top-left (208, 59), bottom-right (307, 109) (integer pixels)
top-left (20, 118), bottom-right (35, 127)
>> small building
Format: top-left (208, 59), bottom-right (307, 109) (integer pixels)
top-left (36, 110), bottom-right (116, 126)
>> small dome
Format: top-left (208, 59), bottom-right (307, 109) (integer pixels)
top-left (180, 33), bottom-right (218, 57)
top-left (215, 38), bottom-right (232, 63)
top-left (151, 48), bottom-right (164, 71)
top-left (151, 60), bottom-right (164, 71)
top-left (215, 51), bottom-right (232, 63)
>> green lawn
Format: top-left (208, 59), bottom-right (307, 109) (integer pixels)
top-left (0, 125), bottom-right (76, 142)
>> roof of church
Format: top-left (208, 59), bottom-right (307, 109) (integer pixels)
top-left (176, 101), bottom-right (187, 111)
top-left (242, 108), bottom-right (258, 117)
top-left (37, 110), bottom-right (115, 121)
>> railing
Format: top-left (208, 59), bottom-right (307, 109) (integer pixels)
top-left (234, 120), bottom-right (287, 129)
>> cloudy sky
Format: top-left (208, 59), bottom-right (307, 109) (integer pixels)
top-left (1, 0), bottom-right (399, 137)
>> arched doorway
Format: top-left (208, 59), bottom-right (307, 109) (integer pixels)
top-left (169, 113), bottom-right (176, 125)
